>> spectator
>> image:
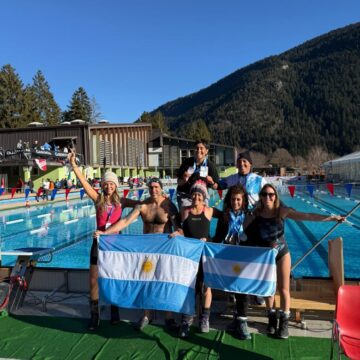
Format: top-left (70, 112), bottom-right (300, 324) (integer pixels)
top-left (42, 178), bottom-right (50, 200)
top-left (42, 142), bottom-right (52, 151)
top-left (32, 140), bottom-right (39, 150)
top-left (16, 139), bottom-right (23, 150)
top-left (27, 179), bottom-right (35, 193)
top-left (16, 177), bottom-right (24, 193)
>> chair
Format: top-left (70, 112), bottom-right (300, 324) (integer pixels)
top-left (331, 285), bottom-right (360, 359)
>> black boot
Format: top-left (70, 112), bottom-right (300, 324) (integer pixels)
top-left (199, 308), bottom-right (210, 333)
top-left (277, 311), bottom-right (289, 339)
top-left (266, 309), bottom-right (278, 335)
top-left (110, 305), bottom-right (120, 325)
top-left (88, 299), bottom-right (100, 331)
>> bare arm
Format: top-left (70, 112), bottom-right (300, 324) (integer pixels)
top-left (68, 150), bottom-right (98, 202)
top-left (95, 205), bottom-right (142, 236)
top-left (121, 197), bottom-right (141, 208)
top-left (283, 207), bottom-right (345, 222)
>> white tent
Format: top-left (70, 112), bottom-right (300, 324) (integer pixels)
top-left (323, 151), bottom-right (360, 182)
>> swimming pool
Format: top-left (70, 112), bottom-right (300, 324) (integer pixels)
top-left (1, 187), bottom-right (359, 279)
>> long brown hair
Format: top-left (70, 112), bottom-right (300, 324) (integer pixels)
top-left (95, 187), bottom-right (122, 213)
top-left (255, 184), bottom-right (281, 218)
top-left (222, 185), bottom-right (248, 223)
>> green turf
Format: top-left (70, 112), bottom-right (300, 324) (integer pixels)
top-left (0, 315), bottom-right (334, 359)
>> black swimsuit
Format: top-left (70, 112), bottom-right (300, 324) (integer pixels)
top-left (245, 216), bottom-right (289, 261)
top-left (183, 209), bottom-right (210, 240)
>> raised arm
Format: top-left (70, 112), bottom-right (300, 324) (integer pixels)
top-left (68, 150), bottom-right (98, 202)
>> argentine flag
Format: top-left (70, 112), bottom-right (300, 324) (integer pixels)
top-left (98, 234), bottom-right (204, 315)
top-left (202, 243), bottom-right (277, 296)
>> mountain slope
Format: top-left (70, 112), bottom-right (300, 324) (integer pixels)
top-left (153, 23), bottom-right (360, 156)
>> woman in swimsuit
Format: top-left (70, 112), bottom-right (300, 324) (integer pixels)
top-left (175, 180), bottom-right (220, 338)
top-left (245, 183), bottom-right (345, 339)
top-left (68, 150), bottom-right (138, 330)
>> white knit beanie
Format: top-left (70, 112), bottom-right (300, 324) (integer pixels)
top-left (102, 172), bottom-right (119, 187)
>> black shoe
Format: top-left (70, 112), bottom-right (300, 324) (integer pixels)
top-left (165, 318), bottom-right (178, 332)
top-left (199, 314), bottom-right (210, 333)
top-left (236, 318), bottom-right (251, 340)
top-left (179, 321), bottom-right (191, 338)
top-left (266, 310), bottom-right (278, 335)
top-left (88, 300), bottom-right (100, 331)
top-left (277, 313), bottom-right (289, 339)
top-left (227, 314), bottom-right (238, 332)
top-left (134, 316), bottom-right (151, 331)
top-left (110, 305), bottom-right (120, 325)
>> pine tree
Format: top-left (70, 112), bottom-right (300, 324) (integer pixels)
top-left (0, 64), bottom-right (26, 128)
top-left (30, 70), bottom-right (61, 125)
top-left (67, 87), bottom-right (92, 122)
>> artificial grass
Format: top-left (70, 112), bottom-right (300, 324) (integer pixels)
top-left (0, 315), bottom-right (333, 360)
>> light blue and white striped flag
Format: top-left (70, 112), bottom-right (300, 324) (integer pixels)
top-left (202, 243), bottom-right (277, 296)
top-left (98, 234), bottom-right (204, 315)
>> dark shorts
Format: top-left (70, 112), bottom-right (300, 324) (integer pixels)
top-left (90, 238), bottom-right (98, 266)
top-left (275, 242), bottom-right (289, 262)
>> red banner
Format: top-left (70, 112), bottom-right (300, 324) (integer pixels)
top-left (11, 188), bottom-right (17, 198)
top-left (34, 158), bottom-right (47, 171)
top-left (288, 185), bottom-right (295, 198)
top-left (326, 183), bottom-right (334, 196)
top-left (1, 177), bottom-right (4, 188)
top-left (65, 188), bottom-right (71, 201)
top-left (123, 189), bottom-right (129, 198)
top-left (217, 189), bottom-right (223, 199)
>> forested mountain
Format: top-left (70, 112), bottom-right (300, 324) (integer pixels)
top-left (152, 23), bottom-right (360, 157)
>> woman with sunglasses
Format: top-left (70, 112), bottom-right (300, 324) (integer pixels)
top-left (213, 184), bottom-right (252, 340)
top-left (244, 184), bottom-right (345, 339)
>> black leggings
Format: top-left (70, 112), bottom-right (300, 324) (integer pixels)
top-left (235, 293), bottom-right (249, 317)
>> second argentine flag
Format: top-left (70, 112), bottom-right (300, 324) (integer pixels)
top-left (98, 234), bottom-right (204, 315)
top-left (202, 243), bottom-right (277, 296)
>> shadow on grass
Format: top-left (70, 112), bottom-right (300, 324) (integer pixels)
top-left (3, 314), bottom-right (273, 359)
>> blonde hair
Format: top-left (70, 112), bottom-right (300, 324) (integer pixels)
top-left (95, 187), bottom-right (121, 213)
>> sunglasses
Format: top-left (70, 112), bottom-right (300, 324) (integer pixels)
top-left (260, 192), bottom-right (276, 198)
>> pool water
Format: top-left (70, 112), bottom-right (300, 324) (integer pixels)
top-left (1, 188), bottom-right (359, 279)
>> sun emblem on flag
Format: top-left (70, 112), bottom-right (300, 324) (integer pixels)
top-left (142, 259), bottom-right (154, 273)
top-left (232, 264), bottom-right (242, 275)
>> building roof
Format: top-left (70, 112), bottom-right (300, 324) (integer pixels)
top-left (323, 151), bottom-right (360, 166)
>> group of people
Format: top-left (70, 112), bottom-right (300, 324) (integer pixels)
top-left (67, 140), bottom-right (345, 340)
top-left (16, 139), bottom-right (69, 153)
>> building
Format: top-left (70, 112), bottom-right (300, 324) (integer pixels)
top-left (322, 151), bottom-right (360, 182)
top-left (148, 130), bottom-right (236, 177)
top-left (0, 121), bottom-right (152, 189)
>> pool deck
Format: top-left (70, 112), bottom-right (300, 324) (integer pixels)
top-left (10, 290), bottom-right (334, 339)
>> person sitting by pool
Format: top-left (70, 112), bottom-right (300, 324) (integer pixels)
top-left (95, 177), bottom-right (183, 332)
top-left (68, 150), bottom-right (139, 331)
top-left (244, 184), bottom-right (345, 339)
top-left (171, 180), bottom-right (220, 338)
top-left (212, 184), bottom-right (252, 340)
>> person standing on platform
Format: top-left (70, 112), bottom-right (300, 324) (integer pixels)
top-left (68, 150), bottom-right (139, 331)
top-left (95, 177), bottom-right (183, 332)
top-left (176, 139), bottom-right (219, 209)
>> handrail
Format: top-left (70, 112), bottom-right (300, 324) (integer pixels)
top-left (291, 201), bottom-right (360, 271)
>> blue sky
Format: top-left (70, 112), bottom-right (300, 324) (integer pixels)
top-left (1, 0), bottom-right (359, 123)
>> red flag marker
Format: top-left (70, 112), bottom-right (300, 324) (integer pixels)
top-left (288, 185), bottom-right (295, 198)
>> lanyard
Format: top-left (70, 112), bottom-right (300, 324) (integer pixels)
top-left (105, 204), bottom-right (115, 223)
top-left (193, 157), bottom-right (207, 173)
top-left (225, 210), bottom-right (247, 244)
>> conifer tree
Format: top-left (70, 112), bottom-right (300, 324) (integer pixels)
top-left (67, 87), bottom-right (92, 122)
top-left (0, 64), bottom-right (26, 128)
top-left (30, 70), bottom-right (61, 125)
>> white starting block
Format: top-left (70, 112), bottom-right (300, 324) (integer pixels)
top-left (0, 247), bottom-right (54, 313)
